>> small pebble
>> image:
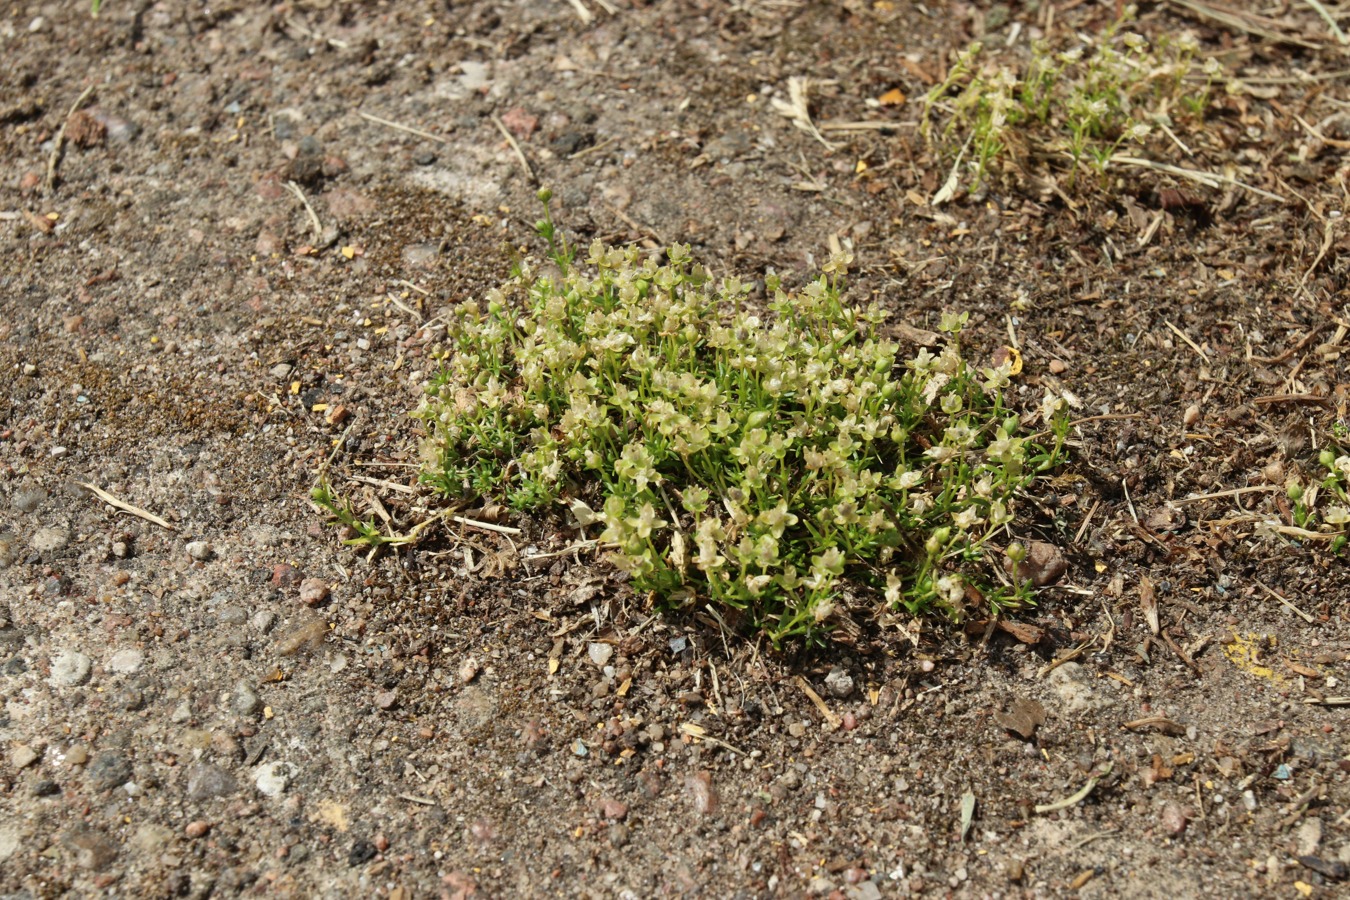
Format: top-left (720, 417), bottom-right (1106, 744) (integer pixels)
top-left (107, 649), bottom-right (143, 674)
top-left (824, 667), bottom-right (854, 699)
top-left (184, 820), bottom-right (210, 839)
top-left (598, 798), bottom-right (628, 820)
top-left (29, 526), bottom-right (70, 553)
top-left (11, 744), bottom-right (40, 769)
top-left (185, 541), bottom-right (213, 561)
top-left (49, 651), bottom-right (92, 687)
top-left (686, 770), bottom-right (719, 816)
top-left (270, 564), bottom-right (302, 587)
top-left (1160, 802), bottom-right (1189, 836)
top-left (588, 642), bottom-right (613, 667)
top-left (254, 761), bottom-right (294, 798)
top-left (298, 577), bottom-right (330, 606)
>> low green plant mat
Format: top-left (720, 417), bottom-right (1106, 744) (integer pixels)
top-left (922, 6), bottom-right (1221, 197)
top-left (379, 193), bottom-right (1070, 644)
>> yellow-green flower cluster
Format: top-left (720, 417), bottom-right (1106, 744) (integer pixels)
top-left (922, 6), bottom-right (1215, 192)
top-left (415, 237), bottom-right (1068, 643)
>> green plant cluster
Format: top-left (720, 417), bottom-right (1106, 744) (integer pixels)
top-left (922, 8), bottom-right (1221, 192)
top-left (1287, 443), bottom-right (1350, 553)
top-left (412, 198), bottom-right (1068, 644)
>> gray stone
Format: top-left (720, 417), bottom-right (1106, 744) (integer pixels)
top-left (11, 744), bottom-right (40, 770)
top-left (86, 751), bottom-right (132, 792)
top-left (131, 823), bottom-right (174, 854)
top-left (49, 650), bottom-right (92, 687)
top-left (1047, 662), bottom-right (1114, 713)
top-left (185, 540), bottom-right (213, 561)
top-left (0, 826), bottom-right (19, 863)
top-left (824, 667), bottom-right (854, 699)
top-left (28, 526), bottom-right (69, 553)
top-left (107, 649), bottom-right (143, 674)
top-left (186, 761), bottom-right (238, 802)
top-left (62, 824), bottom-right (118, 871)
top-left (233, 682), bottom-right (261, 717)
top-left (254, 761), bottom-right (295, 798)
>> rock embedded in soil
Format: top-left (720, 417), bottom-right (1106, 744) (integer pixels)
top-left (107, 649), bottom-right (144, 674)
top-left (686, 770), bottom-right (719, 816)
top-left (10, 744), bottom-right (40, 770)
top-left (29, 526), bottom-right (69, 553)
top-left (62, 824), bottom-right (119, 871)
top-left (1003, 541), bottom-right (1067, 587)
top-left (297, 577), bottom-right (329, 606)
top-left (824, 667), bottom-right (854, 699)
top-left (48, 650), bottom-right (92, 686)
top-left (185, 540), bottom-right (213, 561)
top-left (186, 761), bottom-right (238, 802)
top-left (1046, 662), bottom-right (1113, 713)
top-left (254, 761), bottom-right (296, 798)
top-left (86, 751), bottom-right (133, 792)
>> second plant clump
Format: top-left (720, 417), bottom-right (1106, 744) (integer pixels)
top-left (414, 197), bottom-right (1068, 644)
top-left (922, 8), bottom-right (1222, 194)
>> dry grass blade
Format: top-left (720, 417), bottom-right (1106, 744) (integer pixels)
top-left (492, 115), bottom-right (538, 184)
top-left (771, 77), bottom-right (837, 150)
top-left (358, 111), bottom-right (450, 144)
top-left (1163, 0), bottom-right (1324, 49)
top-left (1034, 765), bottom-right (1111, 814)
top-left (76, 481), bottom-right (175, 531)
top-left (283, 181), bottom-right (323, 241)
top-left (795, 675), bottom-right (842, 729)
top-left (1109, 156), bottom-right (1287, 203)
top-left (1255, 580), bottom-right (1315, 624)
top-left (1139, 574), bottom-right (1160, 635)
top-left (1298, 0), bottom-right (1348, 44)
top-left (46, 84), bottom-right (97, 193)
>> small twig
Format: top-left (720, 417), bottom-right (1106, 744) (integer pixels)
top-left (1037, 640), bottom-right (1092, 677)
top-left (491, 115), bottom-right (537, 184)
top-left (1122, 478), bottom-right (1139, 525)
top-left (1248, 324), bottom-right (1327, 364)
top-left (1172, 486), bottom-right (1279, 505)
top-left (346, 474), bottom-right (416, 495)
top-left (569, 135), bottom-right (619, 161)
top-left (1034, 765), bottom-right (1111, 814)
top-left (46, 84), bottom-right (97, 193)
top-left (1300, 219), bottom-right (1335, 287)
top-left (1164, 320), bottom-right (1209, 361)
top-left (1298, 0), bottom-right (1349, 44)
top-left (795, 675), bottom-right (842, 729)
top-left (1252, 393), bottom-right (1330, 406)
top-left (678, 722), bottom-right (747, 757)
top-left (1161, 629), bottom-right (1203, 676)
top-left (450, 514), bottom-right (522, 535)
top-left (385, 292), bottom-right (425, 324)
top-left (357, 111), bottom-right (450, 145)
top-left (564, 0), bottom-right (594, 24)
top-left (1109, 155), bottom-right (1287, 204)
top-left (1255, 580), bottom-right (1316, 625)
top-left (602, 202), bottom-right (667, 246)
top-left (398, 794), bottom-right (437, 806)
top-left (1163, 0), bottom-right (1322, 49)
top-left (1292, 112), bottom-right (1350, 150)
top-left (76, 481), bottom-right (175, 531)
top-left (523, 540), bottom-right (601, 561)
top-left (283, 181), bottom-right (323, 241)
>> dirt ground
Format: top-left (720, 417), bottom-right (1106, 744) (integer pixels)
top-left (2, 0), bottom-right (1349, 897)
